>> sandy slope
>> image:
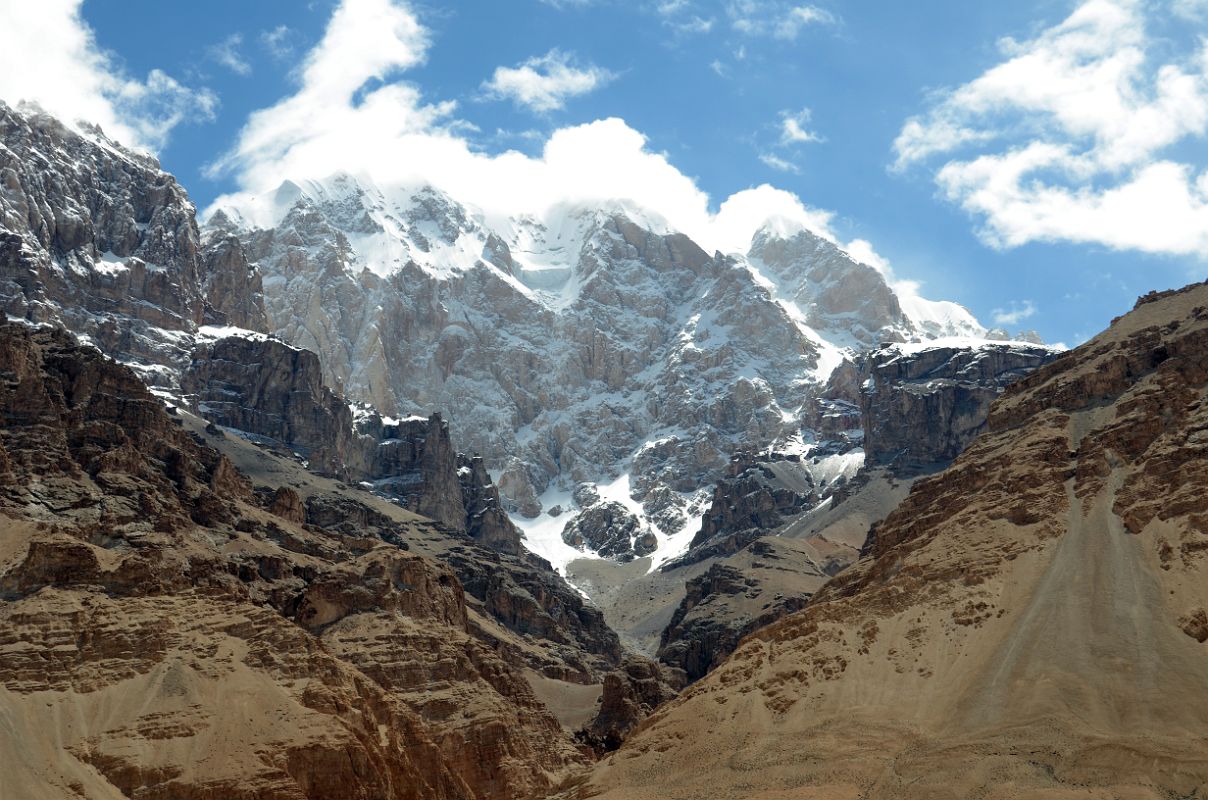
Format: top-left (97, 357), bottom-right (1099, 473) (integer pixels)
top-left (573, 283), bottom-right (1208, 799)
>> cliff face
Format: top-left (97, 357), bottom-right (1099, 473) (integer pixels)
top-left (685, 454), bottom-right (820, 563)
top-left (580, 281), bottom-right (1208, 800)
top-left (652, 342), bottom-right (1055, 687)
top-left (0, 102), bottom-right (265, 382)
top-left (214, 174), bottom-right (990, 564)
top-left (860, 341), bottom-right (1057, 471)
top-left (182, 333), bottom-right (359, 475)
top-left (181, 332), bottom-right (523, 553)
top-left (0, 320), bottom-right (588, 800)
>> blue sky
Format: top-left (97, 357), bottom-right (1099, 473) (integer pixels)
top-left (4, 0), bottom-right (1208, 344)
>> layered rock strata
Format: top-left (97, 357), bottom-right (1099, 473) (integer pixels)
top-left (0, 320), bottom-right (585, 800)
top-left (580, 281), bottom-right (1208, 799)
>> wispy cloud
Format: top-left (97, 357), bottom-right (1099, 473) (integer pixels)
top-left (753, 107), bottom-right (821, 172)
top-left (893, 0), bottom-right (1208, 258)
top-left (654, 0), bottom-right (715, 34)
top-left (482, 49), bottom-right (615, 113)
top-left (0, 0), bottom-right (216, 151)
top-left (673, 15), bottom-right (715, 34)
top-left (991, 300), bottom-right (1038, 326)
top-left (774, 5), bottom-right (834, 39)
top-left (1173, 0), bottom-right (1208, 19)
top-left (760, 152), bottom-right (800, 173)
top-left (260, 25), bottom-right (295, 61)
top-left (726, 1), bottom-right (836, 39)
top-left (208, 33), bottom-right (251, 76)
top-left (779, 107), bottom-right (821, 144)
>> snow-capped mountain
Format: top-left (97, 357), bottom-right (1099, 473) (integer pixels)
top-left (208, 173), bottom-right (1017, 570)
top-left (0, 98), bottom-right (1027, 572)
top-left (0, 102), bottom-right (267, 389)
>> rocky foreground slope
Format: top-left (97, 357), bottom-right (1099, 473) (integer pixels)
top-left (641, 338), bottom-right (1054, 682)
top-left (0, 320), bottom-right (607, 799)
top-left (576, 282), bottom-right (1208, 799)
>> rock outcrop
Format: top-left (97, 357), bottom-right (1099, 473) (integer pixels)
top-left (211, 174), bottom-right (996, 562)
top-left (683, 453), bottom-right (820, 563)
top-left (860, 340), bottom-right (1057, 472)
top-left (579, 281), bottom-right (1208, 799)
top-left (576, 657), bottom-right (680, 754)
top-left (182, 332), bottom-right (359, 475)
top-left (656, 559), bottom-right (812, 682)
top-left (0, 102), bottom-right (267, 384)
top-left (0, 319), bottom-right (590, 800)
top-left (561, 501), bottom-right (657, 562)
top-left (181, 332), bottom-right (523, 552)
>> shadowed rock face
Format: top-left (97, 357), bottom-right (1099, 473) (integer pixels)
top-left (562, 501), bottom-right (657, 562)
top-left (576, 657), bottom-right (680, 754)
top-left (0, 321), bottom-right (250, 538)
top-left (580, 281), bottom-right (1208, 800)
top-left (181, 332), bottom-right (521, 552)
top-left (182, 334), bottom-right (360, 477)
top-left (860, 342), bottom-right (1057, 472)
top-left (656, 559), bottom-right (813, 682)
top-left (684, 454), bottom-right (819, 564)
top-left (0, 320), bottom-right (592, 800)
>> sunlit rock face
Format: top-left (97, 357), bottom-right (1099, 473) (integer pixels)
top-left (0, 102), bottom-right (266, 386)
top-left (213, 174), bottom-right (1001, 563)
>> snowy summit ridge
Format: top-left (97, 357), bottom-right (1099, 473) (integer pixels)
top-left (209, 172), bottom-right (1030, 571)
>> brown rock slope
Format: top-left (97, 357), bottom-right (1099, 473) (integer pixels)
top-left (577, 281), bottom-right (1208, 799)
top-left (0, 321), bottom-right (585, 799)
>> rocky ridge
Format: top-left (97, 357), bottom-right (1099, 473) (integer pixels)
top-left (644, 339), bottom-right (1054, 683)
top-left (0, 320), bottom-right (585, 800)
top-left (181, 331), bottom-right (521, 552)
top-left (859, 339), bottom-right (1058, 472)
top-left (210, 174), bottom-right (1023, 564)
top-left (0, 101), bottom-right (264, 384)
top-left (578, 281), bottom-right (1208, 799)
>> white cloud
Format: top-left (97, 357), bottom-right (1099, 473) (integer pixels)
top-left (779, 107), bottom-right (821, 144)
top-left (727, 1), bottom-right (835, 39)
top-left (482, 50), bottom-right (616, 113)
top-left (775, 5), bottom-right (835, 39)
top-left (0, 0), bottom-right (216, 151)
top-left (208, 33), bottom-right (251, 76)
top-left (655, 0), bottom-right (715, 33)
top-left (991, 300), bottom-right (1038, 326)
top-left (674, 15), bottom-right (715, 34)
top-left (1173, 0), bottom-right (1208, 19)
top-left (260, 25), bottom-right (295, 61)
top-left (759, 152), bottom-right (800, 173)
top-left (210, 0), bottom-right (882, 266)
top-left (894, 0), bottom-right (1208, 257)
